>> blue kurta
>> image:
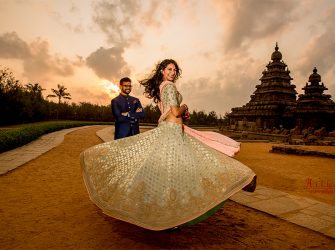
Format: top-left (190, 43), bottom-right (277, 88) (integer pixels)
top-left (111, 94), bottom-right (145, 139)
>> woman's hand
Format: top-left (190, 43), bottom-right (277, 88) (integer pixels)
top-left (170, 104), bottom-right (188, 118)
top-left (182, 110), bottom-right (190, 121)
top-left (181, 104), bottom-right (190, 121)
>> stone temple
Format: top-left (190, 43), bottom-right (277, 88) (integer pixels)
top-left (228, 43), bottom-right (335, 132)
top-left (296, 67), bottom-right (335, 131)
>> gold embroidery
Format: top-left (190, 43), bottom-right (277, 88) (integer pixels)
top-left (169, 188), bottom-right (177, 201)
top-left (81, 121), bottom-right (255, 230)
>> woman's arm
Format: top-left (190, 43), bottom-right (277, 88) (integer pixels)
top-left (162, 83), bottom-right (188, 123)
top-left (163, 84), bottom-right (188, 117)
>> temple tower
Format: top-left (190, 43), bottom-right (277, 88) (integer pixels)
top-left (229, 43), bottom-right (297, 129)
top-left (296, 67), bottom-right (335, 130)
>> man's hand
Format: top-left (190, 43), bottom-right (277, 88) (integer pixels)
top-left (121, 112), bottom-right (128, 116)
top-left (136, 108), bottom-right (143, 113)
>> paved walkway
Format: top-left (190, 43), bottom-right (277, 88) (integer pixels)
top-left (1, 126), bottom-right (334, 239)
top-left (0, 126), bottom-right (91, 175)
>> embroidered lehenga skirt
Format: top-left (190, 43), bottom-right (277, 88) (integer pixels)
top-left (80, 121), bottom-right (255, 230)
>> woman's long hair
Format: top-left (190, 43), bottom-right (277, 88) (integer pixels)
top-left (139, 59), bottom-right (182, 103)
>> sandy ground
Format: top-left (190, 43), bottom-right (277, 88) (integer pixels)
top-left (235, 143), bottom-right (335, 206)
top-left (0, 126), bottom-right (335, 249)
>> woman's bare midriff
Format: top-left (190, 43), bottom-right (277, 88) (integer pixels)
top-left (165, 113), bottom-right (183, 125)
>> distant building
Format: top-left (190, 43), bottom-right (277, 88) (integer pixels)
top-left (228, 43), bottom-right (335, 132)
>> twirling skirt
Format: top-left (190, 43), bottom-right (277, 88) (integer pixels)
top-left (80, 121), bottom-right (255, 230)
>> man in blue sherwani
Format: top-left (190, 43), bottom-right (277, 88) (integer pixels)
top-left (111, 77), bottom-right (145, 140)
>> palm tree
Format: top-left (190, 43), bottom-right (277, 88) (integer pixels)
top-left (25, 83), bottom-right (45, 98)
top-left (47, 84), bottom-right (72, 104)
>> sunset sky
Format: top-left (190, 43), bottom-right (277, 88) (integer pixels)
top-left (1, 0), bottom-right (335, 116)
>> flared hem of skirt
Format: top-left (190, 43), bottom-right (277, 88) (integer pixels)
top-left (81, 152), bottom-right (255, 231)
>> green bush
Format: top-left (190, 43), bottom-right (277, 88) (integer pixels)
top-left (0, 121), bottom-right (112, 153)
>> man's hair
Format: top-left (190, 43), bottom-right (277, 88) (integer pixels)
top-left (120, 77), bottom-right (131, 85)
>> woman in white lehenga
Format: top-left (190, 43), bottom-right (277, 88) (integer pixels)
top-left (80, 59), bottom-right (256, 231)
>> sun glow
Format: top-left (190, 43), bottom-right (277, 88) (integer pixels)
top-left (101, 79), bottom-right (120, 99)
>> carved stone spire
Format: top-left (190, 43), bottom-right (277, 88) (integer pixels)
top-left (296, 67), bottom-right (334, 130)
top-left (229, 43), bottom-right (297, 129)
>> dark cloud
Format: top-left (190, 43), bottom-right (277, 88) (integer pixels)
top-left (90, 0), bottom-right (155, 84)
top-left (0, 32), bottom-right (31, 58)
top-left (26, 38), bottom-right (77, 77)
top-left (64, 2), bottom-right (86, 34)
top-left (90, 0), bottom-right (174, 83)
top-left (140, 1), bottom-right (161, 28)
top-left (294, 3), bottom-right (335, 100)
top-left (140, 1), bottom-right (173, 28)
top-left (92, 0), bottom-right (141, 47)
top-left (86, 46), bottom-right (130, 80)
top-left (0, 32), bottom-right (81, 80)
top-left (297, 4), bottom-right (335, 76)
top-left (215, 0), bottom-right (299, 53)
top-left (92, 0), bottom-right (172, 47)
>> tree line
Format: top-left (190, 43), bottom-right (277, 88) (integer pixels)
top-left (0, 67), bottom-right (221, 126)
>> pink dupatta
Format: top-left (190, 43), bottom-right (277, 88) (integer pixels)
top-left (157, 81), bottom-right (240, 157)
